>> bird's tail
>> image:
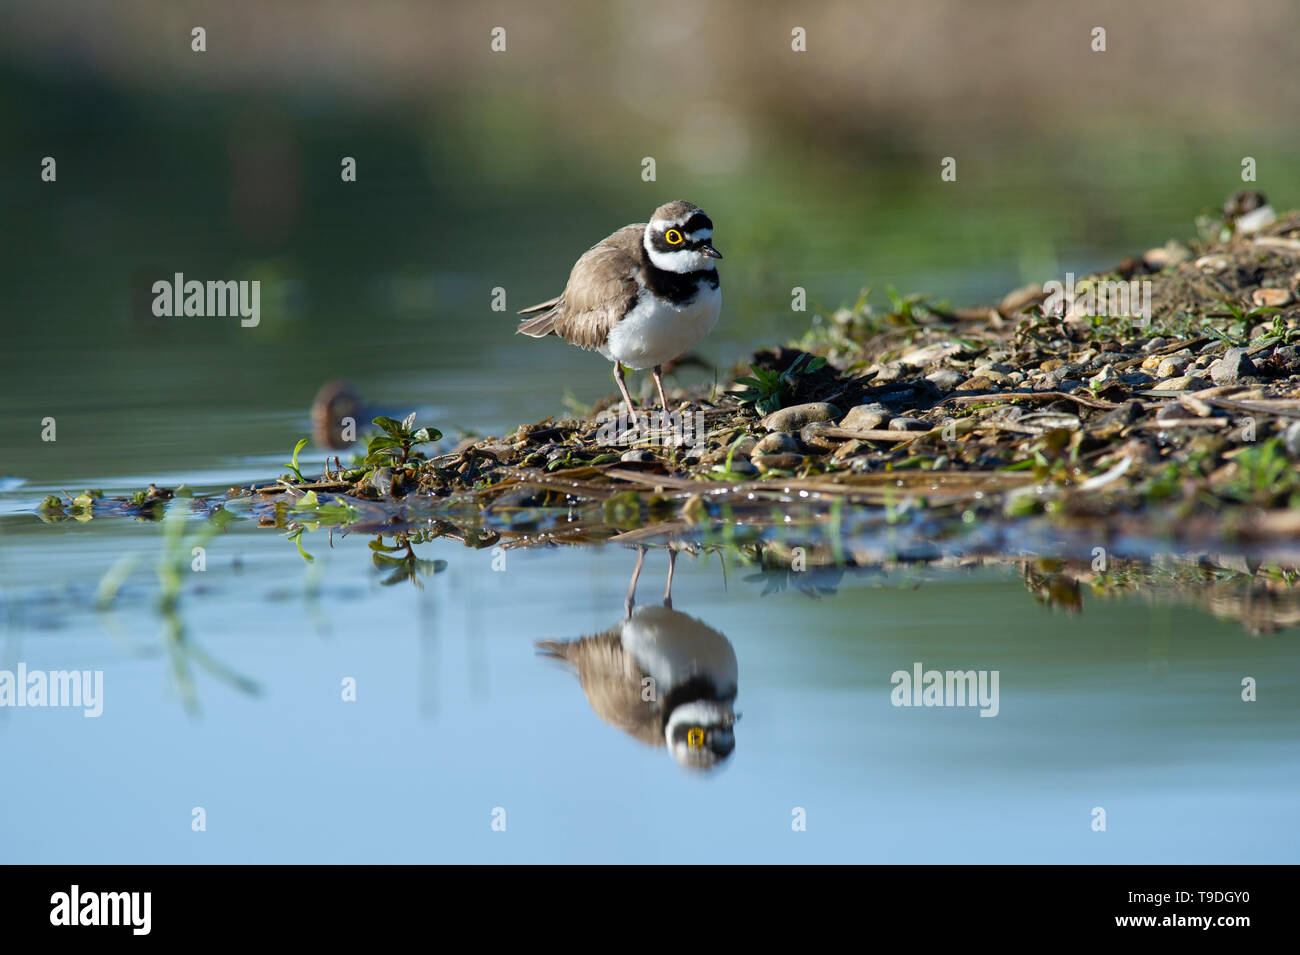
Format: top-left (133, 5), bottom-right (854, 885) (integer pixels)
top-left (516, 296), bottom-right (561, 337)
top-left (535, 639), bottom-right (575, 662)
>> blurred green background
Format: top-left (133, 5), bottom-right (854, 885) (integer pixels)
top-left (3, 0), bottom-right (1298, 482)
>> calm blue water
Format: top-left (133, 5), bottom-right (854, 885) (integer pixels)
top-left (3, 510), bottom-right (1296, 864)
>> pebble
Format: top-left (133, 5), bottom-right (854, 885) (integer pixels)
top-left (957, 375), bottom-right (995, 391)
top-left (1141, 243), bottom-right (1191, 270)
top-left (831, 438), bottom-right (863, 462)
top-left (753, 431), bottom-right (801, 455)
top-left (889, 416), bottom-right (929, 432)
top-left (1156, 355), bottom-right (1190, 378)
top-left (800, 421), bottom-right (839, 451)
top-left (1159, 375), bottom-right (1210, 392)
top-left (702, 435), bottom-right (756, 464)
top-left (620, 449), bottom-right (657, 463)
top-left (839, 404), bottom-right (889, 431)
top-left (754, 453), bottom-right (804, 472)
top-left (1252, 288), bottom-right (1293, 308)
top-left (926, 368), bottom-right (964, 391)
top-left (899, 342), bottom-right (963, 367)
top-left (1209, 347), bottom-right (1256, 385)
top-left (762, 402), bottom-right (841, 432)
top-left (1090, 365), bottom-right (1119, 387)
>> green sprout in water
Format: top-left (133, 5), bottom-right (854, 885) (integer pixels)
top-left (95, 497), bottom-right (258, 713)
top-left (284, 438), bottom-right (309, 482)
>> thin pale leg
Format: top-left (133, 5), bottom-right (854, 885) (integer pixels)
top-left (612, 362), bottom-right (638, 421)
top-left (663, 548), bottom-right (676, 609)
top-left (652, 364), bottom-right (671, 413)
top-left (625, 544), bottom-right (647, 618)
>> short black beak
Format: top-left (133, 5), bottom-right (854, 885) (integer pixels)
top-left (699, 242), bottom-right (723, 259)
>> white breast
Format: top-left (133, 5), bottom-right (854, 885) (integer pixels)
top-left (620, 605), bottom-right (738, 697)
top-left (599, 283), bottom-right (720, 370)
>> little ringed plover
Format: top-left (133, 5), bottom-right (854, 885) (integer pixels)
top-left (517, 200), bottom-right (722, 416)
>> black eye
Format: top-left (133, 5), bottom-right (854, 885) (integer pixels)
top-left (664, 229), bottom-right (684, 245)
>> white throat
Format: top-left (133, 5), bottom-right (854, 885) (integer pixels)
top-left (643, 224), bottom-right (717, 274)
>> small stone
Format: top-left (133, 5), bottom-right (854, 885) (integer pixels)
top-left (1141, 243), bottom-right (1190, 270)
top-left (889, 416), bottom-right (929, 432)
top-left (1270, 346), bottom-right (1300, 375)
top-left (872, 363), bottom-right (904, 382)
top-left (702, 435), bottom-right (756, 464)
top-left (762, 402), bottom-right (841, 432)
top-left (1142, 337), bottom-right (1169, 353)
top-left (1195, 254), bottom-right (1232, 273)
top-left (831, 439), bottom-right (864, 462)
top-left (1156, 355), bottom-right (1190, 378)
top-left (1039, 358), bottom-right (1064, 372)
top-left (957, 375), bottom-right (995, 391)
top-left (800, 421), bottom-right (838, 451)
top-left (925, 368), bottom-right (963, 391)
top-left (1141, 354), bottom-right (1164, 371)
top-left (899, 342), bottom-right (963, 367)
top-left (753, 431), bottom-right (801, 455)
top-left (754, 453), bottom-right (804, 472)
top-left (1158, 375), bottom-right (1210, 392)
top-left (620, 449), bottom-right (657, 463)
top-left (1252, 288), bottom-right (1293, 308)
top-left (839, 404), bottom-right (888, 431)
top-left (1209, 347), bottom-right (1256, 385)
top-left (722, 458), bottom-right (758, 477)
top-left (1089, 365), bottom-right (1119, 387)
top-left (1093, 399), bottom-right (1144, 433)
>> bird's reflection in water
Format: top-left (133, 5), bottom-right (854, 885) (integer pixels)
top-left (537, 545), bottom-right (739, 772)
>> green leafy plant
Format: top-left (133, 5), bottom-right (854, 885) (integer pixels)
top-left (736, 353), bottom-right (827, 414)
top-left (366, 412), bottom-right (441, 466)
top-left (1223, 438), bottom-right (1300, 505)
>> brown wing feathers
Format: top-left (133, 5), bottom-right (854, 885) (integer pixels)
top-left (516, 224), bottom-right (644, 351)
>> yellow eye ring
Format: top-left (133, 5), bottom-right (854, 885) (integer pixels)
top-left (664, 229), bottom-right (684, 245)
top-left (687, 727), bottom-right (705, 748)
